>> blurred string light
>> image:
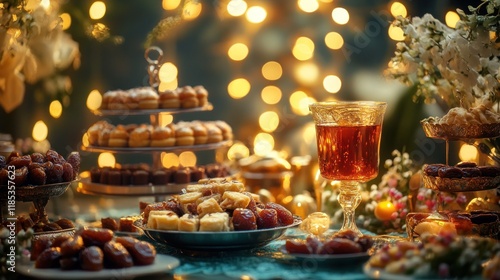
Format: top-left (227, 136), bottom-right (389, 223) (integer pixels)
top-left (183, 1), bottom-right (202, 20)
top-left (261, 86), bottom-right (282, 105)
top-left (227, 0), bottom-right (248, 17)
top-left (259, 111), bottom-right (280, 132)
top-left (227, 141), bottom-right (250, 161)
top-left (459, 144), bottom-right (478, 162)
top-left (60, 13), bottom-right (72, 30)
top-left (323, 75), bottom-right (342, 93)
top-left (159, 79), bottom-right (178, 91)
top-left (159, 62), bottom-right (178, 83)
top-left (228, 78), bottom-right (251, 99)
top-left (294, 62), bottom-right (319, 85)
top-left (86, 89), bottom-right (102, 111)
top-left (33, 121), bottom-right (48, 142)
top-left (253, 132), bottom-right (274, 156)
top-left (262, 61), bottom-right (282, 80)
top-left (324, 32), bottom-right (343, 50)
top-left (179, 151), bottom-right (197, 166)
top-left (388, 25), bottom-right (404, 41)
top-left (445, 11), bottom-right (460, 28)
top-left (49, 100), bottom-right (63, 118)
top-left (98, 152), bottom-right (115, 168)
top-left (290, 90), bottom-right (313, 116)
top-left (246, 6), bottom-right (267, 23)
top-left (298, 0), bottom-right (319, 13)
top-left (162, 0), bottom-right (181, 10)
top-left (331, 7), bottom-right (349, 25)
top-left (390, 2), bottom-right (407, 17)
top-left (89, 1), bottom-right (106, 20)
top-left (292, 37), bottom-right (315, 61)
top-left (161, 152), bottom-right (180, 168)
top-left (228, 43), bottom-right (249, 61)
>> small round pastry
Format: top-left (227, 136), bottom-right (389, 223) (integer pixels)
top-left (137, 87), bottom-right (159, 109)
top-left (179, 86), bottom-right (199, 108)
top-left (129, 127), bottom-right (151, 147)
top-left (151, 126), bottom-right (175, 147)
top-left (100, 91), bottom-right (116, 110)
top-left (214, 121), bottom-right (233, 140)
top-left (132, 170), bottom-right (149, 185)
top-left (175, 126), bottom-right (195, 146)
top-left (194, 85), bottom-right (208, 107)
top-left (192, 124), bottom-right (208, 144)
top-left (159, 89), bottom-right (180, 109)
top-left (125, 90), bottom-right (140, 110)
top-left (87, 121), bottom-right (112, 146)
top-left (108, 90), bottom-right (128, 110)
top-left (108, 128), bottom-right (129, 147)
top-left (206, 125), bottom-right (223, 143)
top-left (97, 128), bottom-right (111, 147)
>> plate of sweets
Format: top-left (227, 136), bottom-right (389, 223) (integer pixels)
top-left (136, 177), bottom-right (301, 251)
top-left (363, 231), bottom-right (500, 279)
top-left (18, 227), bottom-right (180, 279)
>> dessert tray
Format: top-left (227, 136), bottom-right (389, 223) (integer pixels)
top-left (0, 181), bottom-right (74, 201)
top-left (422, 174), bottom-right (500, 192)
top-left (17, 254), bottom-right (180, 280)
top-left (78, 178), bottom-right (186, 196)
top-left (136, 217), bottom-right (301, 251)
top-left (420, 120), bottom-right (500, 140)
top-left (91, 103), bottom-right (213, 116)
top-left (81, 140), bottom-right (232, 153)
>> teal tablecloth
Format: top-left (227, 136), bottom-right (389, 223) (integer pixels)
top-left (148, 228), bottom-right (382, 280)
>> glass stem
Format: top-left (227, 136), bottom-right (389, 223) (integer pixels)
top-left (338, 181), bottom-right (362, 235)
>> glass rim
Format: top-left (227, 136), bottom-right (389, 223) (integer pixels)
top-left (309, 100), bottom-right (387, 109)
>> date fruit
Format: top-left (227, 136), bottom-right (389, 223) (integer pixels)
top-left (256, 208), bottom-right (278, 229)
top-left (232, 208), bottom-right (257, 231)
top-left (80, 228), bottom-right (114, 247)
top-left (115, 236), bottom-right (156, 266)
top-left (80, 246), bottom-right (104, 271)
top-left (60, 236), bottom-right (85, 257)
top-left (103, 240), bottom-right (134, 268)
top-left (35, 247), bottom-right (62, 268)
top-left (265, 202), bottom-right (294, 226)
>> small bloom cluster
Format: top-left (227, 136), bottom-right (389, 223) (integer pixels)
top-left (386, 12), bottom-right (500, 109)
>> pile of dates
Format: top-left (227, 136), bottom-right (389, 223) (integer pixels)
top-left (32, 228), bottom-right (156, 270)
top-left (284, 229), bottom-right (374, 255)
top-left (0, 150), bottom-right (80, 186)
top-left (16, 214), bottom-right (74, 233)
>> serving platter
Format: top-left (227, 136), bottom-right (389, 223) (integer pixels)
top-left (80, 140), bottom-right (232, 153)
top-left (17, 254), bottom-right (180, 280)
top-left (137, 217), bottom-right (301, 251)
top-left (91, 103), bottom-right (213, 116)
top-left (280, 246), bottom-right (370, 265)
top-left (78, 177), bottom-right (186, 196)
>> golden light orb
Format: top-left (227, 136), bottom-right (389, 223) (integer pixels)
top-left (33, 121), bottom-right (48, 142)
top-left (159, 114), bottom-right (174, 127)
top-left (159, 62), bottom-right (178, 83)
top-left (89, 1), bottom-right (106, 20)
top-left (98, 152), bottom-right (115, 168)
top-left (162, 0), bottom-right (181, 10)
top-left (261, 86), bottom-right (282, 105)
top-left (246, 6), bottom-right (267, 23)
top-left (298, 0), bottom-right (319, 13)
top-left (227, 141), bottom-right (250, 161)
top-left (159, 79), bottom-right (178, 91)
top-left (292, 36), bottom-right (315, 61)
top-left (262, 61), bottom-right (283, 80)
top-left (82, 133), bottom-right (90, 147)
top-left (227, 0), bottom-right (247, 16)
top-left (388, 25), bottom-right (405, 41)
top-left (253, 133), bottom-right (275, 156)
top-left (459, 144), bottom-right (478, 162)
top-left (445, 11), bottom-right (460, 28)
top-left (49, 100), bottom-right (63, 119)
top-left (289, 91), bottom-right (311, 116)
top-left (331, 7), bottom-right (349, 25)
top-left (390, 2), bottom-right (407, 18)
top-left (228, 78), bottom-right (251, 99)
top-left (294, 62), bottom-right (319, 85)
top-left (183, 1), bottom-right (202, 20)
top-left (179, 151), bottom-right (197, 167)
top-left (323, 75), bottom-right (342, 93)
top-left (259, 111), bottom-right (280, 132)
top-left (161, 152), bottom-right (180, 168)
top-left (228, 43), bottom-right (249, 61)
top-left (324, 32), bottom-right (344, 50)
top-left (60, 13), bottom-right (72, 30)
top-left (86, 89), bottom-right (102, 111)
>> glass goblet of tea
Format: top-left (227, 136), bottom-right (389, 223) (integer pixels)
top-left (309, 101), bottom-right (387, 235)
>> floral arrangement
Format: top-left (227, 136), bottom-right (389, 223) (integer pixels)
top-left (386, 2), bottom-right (500, 109)
top-left (0, 0), bottom-right (79, 113)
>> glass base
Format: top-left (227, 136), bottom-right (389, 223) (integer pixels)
top-left (338, 181), bottom-right (362, 236)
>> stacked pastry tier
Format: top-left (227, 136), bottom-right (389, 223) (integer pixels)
top-left (89, 163), bottom-right (231, 186)
top-left (83, 120), bottom-right (232, 152)
top-left (99, 85), bottom-right (209, 110)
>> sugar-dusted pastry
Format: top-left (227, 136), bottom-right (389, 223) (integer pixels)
top-left (108, 90), bottom-right (128, 110)
top-left (108, 128), bottom-right (129, 147)
top-left (197, 197), bottom-right (223, 218)
top-left (214, 121), bottom-right (233, 140)
top-left (147, 210), bottom-right (179, 230)
top-left (179, 86), bottom-right (199, 108)
top-left (219, 191), bottom-right (251, 210)
top-left (87, 121), bottom-right (113, 146)
top-left (129, 126), bottom-right (151, 147)
top-left (205, 124), bottom-right (223, 143)
top-left (137, 87), bottom-right (159, 109)
top-left (178, 214), bottom-right (200, 232)
top-left (194, 85), bottom-right (208, 107)
top-left (159, 89), bottom-right (180, 109)
top-left (191, 123), bottom-right (208, 145)
top-left (199, 212), bottom-right (230, 232)
top-left (175, 126), bottom-right (195, 146)
top-left (178, 192), bottom-right (202, 205)
top-left (151, 126), bottom-right (175, 147)
top-left (125, 90), bottom-right (140, 110)
top-left (98, 128), bottom-right (111, 147)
